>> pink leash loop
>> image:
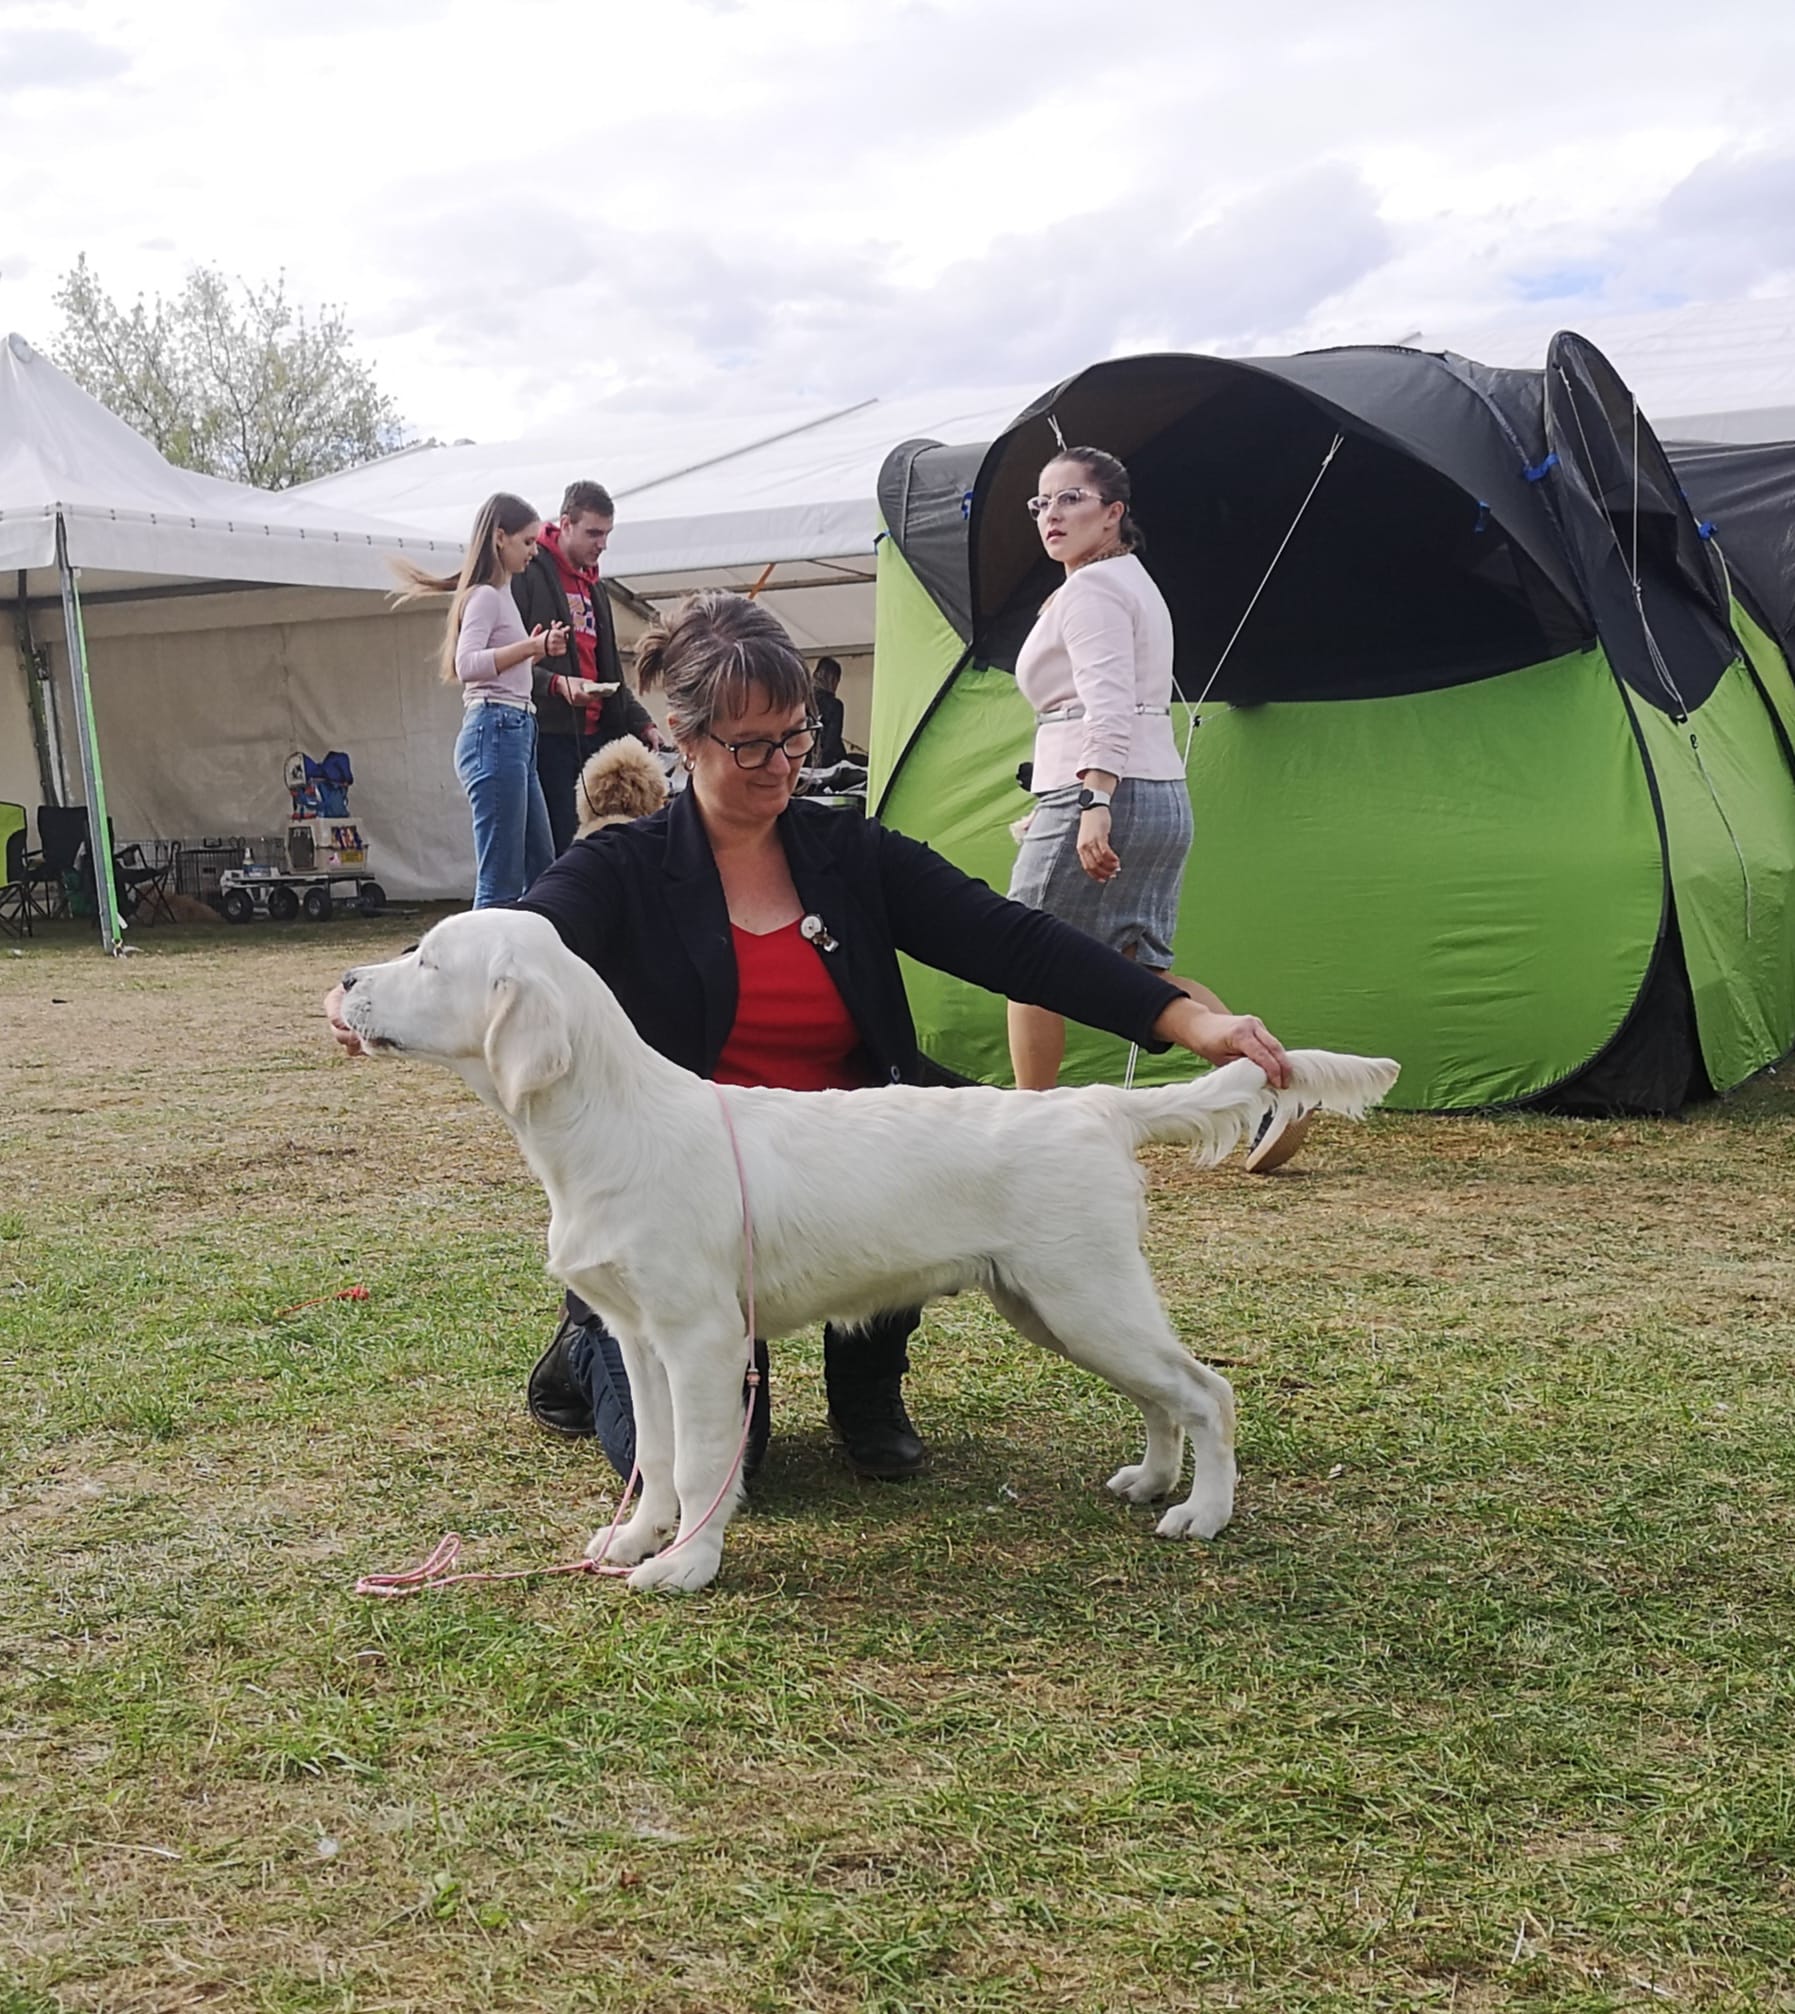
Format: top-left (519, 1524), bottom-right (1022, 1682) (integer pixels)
top-left (351, 1086), bottom-right (759, 1598)
top-left (353, 1533), bottom-right (599, 1599)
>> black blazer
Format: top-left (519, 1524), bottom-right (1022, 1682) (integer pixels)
top-left (513, 549), bottom-right (653, 746)
top-left (517, 791), bottom-right (1183, 1085)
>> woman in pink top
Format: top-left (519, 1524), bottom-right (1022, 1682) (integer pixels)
top-left (1004, 449), bottom-right (1310, 1170)
top-left (1006, 448), bottom-right (1198, 1080)
top-left (397, 492), bottom-right (568, 907)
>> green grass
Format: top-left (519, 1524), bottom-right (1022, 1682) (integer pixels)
top-left (3, 918), bottom-right (1794, 2010)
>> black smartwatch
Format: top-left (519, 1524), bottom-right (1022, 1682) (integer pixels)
top-left (1076, 787), bottom-right (1114, 813)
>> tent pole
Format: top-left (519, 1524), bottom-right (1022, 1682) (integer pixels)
top-left (54, 516), bottom-right (125, 955)
top-left (15, 573), bottom-right (67, 808)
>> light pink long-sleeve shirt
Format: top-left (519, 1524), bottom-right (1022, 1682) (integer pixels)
top-left (454, 583), bottom-right (534, 708)
top-left (1015, 553), bottom-right (1184, 791)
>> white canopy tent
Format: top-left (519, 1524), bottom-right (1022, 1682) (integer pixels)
top-left (293, 385), bottom-right (1039, 661)
top-left (0, 333), bottom-right (463, 941)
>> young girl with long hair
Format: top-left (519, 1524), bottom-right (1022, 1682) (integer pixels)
top-left (397, 492), bottom-right (567, 907)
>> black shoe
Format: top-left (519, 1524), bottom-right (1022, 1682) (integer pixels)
top-left (826, 1376), bottom-right (926, 1480)
top-left (527, 1313), bottom-right (597, 1439)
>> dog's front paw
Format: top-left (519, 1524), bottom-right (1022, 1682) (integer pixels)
top-left (1106, 1462), bottom-right (1176, 1504)
top-left (627, 1540), bottom-right (723, 1594)
top-left (1154, 1491), bottom-right (1234, 1541)
top-left (586, 1510), bottom-right (673, 1567)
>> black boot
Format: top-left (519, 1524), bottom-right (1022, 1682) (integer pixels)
top-left (824, 1309), bottom-right (926, 1480)
top-left (827, 1374), bottom-right (926, 1479)
top-left (527, 1303), bottom-right (597, 1439)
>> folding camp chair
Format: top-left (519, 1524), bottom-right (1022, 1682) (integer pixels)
top-left (0, 805), bottom-right (30, 939)
top-left (112, 835), bottom-right (178, 924)
top-left (22, 804), bottom-right (88, 920)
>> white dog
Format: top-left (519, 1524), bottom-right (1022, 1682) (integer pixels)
top-left (338, 910), bottom-right (1397, 1593)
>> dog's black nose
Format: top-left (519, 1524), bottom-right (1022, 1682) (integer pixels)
top-left (341, 970), bottom-right (359, 991)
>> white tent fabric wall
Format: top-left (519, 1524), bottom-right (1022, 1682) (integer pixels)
top-left (43, 588), bottom-right (478, 901)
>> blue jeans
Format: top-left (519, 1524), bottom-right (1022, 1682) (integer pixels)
top-left (455, 703), bottom-right (554, 908)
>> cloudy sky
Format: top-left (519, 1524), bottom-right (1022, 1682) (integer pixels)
top-left (2, 0), bottom-right (1793, 444)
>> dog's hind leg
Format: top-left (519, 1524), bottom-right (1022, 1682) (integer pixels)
top-left (996, 1259), bottom-right (1238, 1541)
top-left (585, 1333), bottom-right (679, 1569)
top-left (988, 1280), bottom-right (1185, 1504)
top-left (624, 1315), bottom-right (755, 1594)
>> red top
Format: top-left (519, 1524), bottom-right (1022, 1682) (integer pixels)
top-left (538, 522), bottom-right (600, 685)
top-left (715, 920), bottom-right (864, 1092)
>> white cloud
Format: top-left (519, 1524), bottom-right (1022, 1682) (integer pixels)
top-left (0, 22), bottom-right (129, 92)
top-left (0, 0), bottom-right (1792, 438)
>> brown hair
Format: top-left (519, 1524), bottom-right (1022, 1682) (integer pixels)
top-left (561, 479), bottom-right (615, 521)
top-left (1057, 445), bottom-right (1144, 553)
top-left (634, 591), bottom-right (814, 743)
top-left (392, 491), bottom-right (540, 682)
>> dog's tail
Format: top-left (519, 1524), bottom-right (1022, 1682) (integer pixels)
top-left (1105, 1050), bottom-right (1400, 1167)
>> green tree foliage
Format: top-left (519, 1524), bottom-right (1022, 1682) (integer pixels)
top-left (51, 254), bottom-right (405, 490)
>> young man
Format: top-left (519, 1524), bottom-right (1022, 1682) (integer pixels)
top-left (811, 655), bottom-right (849, 769)
top-left (512, 479), bottom-right (658, 857)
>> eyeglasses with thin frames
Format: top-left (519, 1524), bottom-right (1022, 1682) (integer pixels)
top-left (1025, 486), bottom-right (1104, 519)
top-left (706, 717), bottom-right (822, 770)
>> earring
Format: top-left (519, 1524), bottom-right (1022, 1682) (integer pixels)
top-left (681, 753), bottom-right (695, 773)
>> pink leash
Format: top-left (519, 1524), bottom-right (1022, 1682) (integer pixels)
top-left (354, 1086), bottom-right (759, 1599)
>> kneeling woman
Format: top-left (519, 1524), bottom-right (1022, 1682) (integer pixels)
top-left (505, 591), bottom-right (1292, 1484)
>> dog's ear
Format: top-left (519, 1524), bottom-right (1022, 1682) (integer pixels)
top-left (484, 969), bottom-right (573, 1111)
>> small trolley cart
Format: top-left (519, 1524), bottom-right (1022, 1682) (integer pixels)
top-left (217, 751), bottom-right (386, 923)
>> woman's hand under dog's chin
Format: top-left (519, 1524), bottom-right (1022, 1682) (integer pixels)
top-left (323, 983), bottom-right (370, 1058)
top-left (1154, 999), bottom-right (1292, 1089)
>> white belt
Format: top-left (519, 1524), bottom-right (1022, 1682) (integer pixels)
top-left (464, 692), bottom-right (534, 714)
top-left (1034, 702), bottom-right (1172, 725)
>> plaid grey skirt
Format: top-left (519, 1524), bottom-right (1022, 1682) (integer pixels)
top-left (1007, 776), bottom-right (1194, 969)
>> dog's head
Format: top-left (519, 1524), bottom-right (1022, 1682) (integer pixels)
top-left (338, 909), bottom-right (575, 1113)
top-left (575, 738), bottom-right (669, 840)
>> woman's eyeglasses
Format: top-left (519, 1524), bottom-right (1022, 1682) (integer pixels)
top-left (707, 718), bottom-right (821, 770)
top-left (1025, 486), bottom-right (1100, 519)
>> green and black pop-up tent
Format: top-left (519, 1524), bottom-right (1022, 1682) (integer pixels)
top-left (871, 338), bottom-right (1795, 1111)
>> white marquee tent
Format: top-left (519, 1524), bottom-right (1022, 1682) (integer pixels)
top-left (1, 331), bottom-right (469, 935)
top-left (3, 347), bottom-right (1035, 934)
